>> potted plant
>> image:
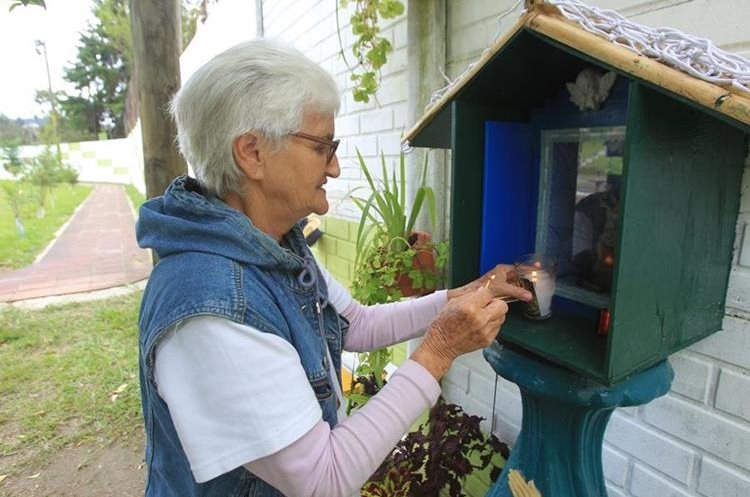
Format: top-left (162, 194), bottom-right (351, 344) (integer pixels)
top-left (346, 149), bottom-right (447, 411)
top-left (350, 149), bottom-right (448, 305)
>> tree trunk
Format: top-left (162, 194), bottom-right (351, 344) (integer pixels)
top-left (129, 0), bottom-right (186, 200)
top-left (123, 69), bottom-right (140, 136)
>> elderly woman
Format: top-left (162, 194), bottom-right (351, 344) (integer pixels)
top-left (136, 39), bottom-right (530, 497)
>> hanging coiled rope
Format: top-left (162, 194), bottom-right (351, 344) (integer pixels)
top-left (427, 0), bottom-right (750, 109)
top-left (547, 0), bottom-right (750, 95)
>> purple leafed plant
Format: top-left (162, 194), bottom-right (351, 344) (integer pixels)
top-left (362, 399), bottom-right (510, 497)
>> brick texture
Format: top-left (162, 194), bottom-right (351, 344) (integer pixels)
top-left (603, 445), bottom-right (630, 487)
top-left (690, 316), bottom-right (750, 370)
top-left (698, 458), bottom-right (750, 497)
top-left (605, 412), bottom-right (695, 483)
top-left (669, 352), bottom-right (715, 403)
top-left (643, 396), bottom-right (750, 469)
top-left (715, 368), bottom-right (750, 420)
top-left (630, 464), bottom-right (692, 497)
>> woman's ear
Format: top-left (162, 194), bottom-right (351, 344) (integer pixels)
top-left (232, 133), bottom-right (264, 180)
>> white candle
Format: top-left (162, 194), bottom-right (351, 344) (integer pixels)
top-left (530, 270), bottom-right (555, 317)
top-left (513, 254), bottom-right (558, 320)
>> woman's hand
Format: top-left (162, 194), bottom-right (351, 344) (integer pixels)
top-left (447, 264), bottom-right (532, 303)
top-left (412, 287), bottom-right (508, 380)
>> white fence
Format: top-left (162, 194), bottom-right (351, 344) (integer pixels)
top-left (1, 123), bottom-right (146, 194)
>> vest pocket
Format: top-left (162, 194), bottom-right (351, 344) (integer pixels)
top-left (309, 373), bottom-right (333, 401)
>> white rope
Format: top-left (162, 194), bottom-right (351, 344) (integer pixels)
top-left (426, 0), bottom-right (750, 110)
top-left (547, 0), bottom-right (750, 95)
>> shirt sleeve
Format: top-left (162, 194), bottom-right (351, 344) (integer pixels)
top-left (315, 257), bottom-right (447, 351)
top-left (153, 316), bottom-right (323, 483)
top-left (341, 291), bottom-right (447, 352)
top-left (246, 360), bottom-right (441, 497)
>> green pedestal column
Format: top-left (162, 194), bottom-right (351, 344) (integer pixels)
top-left (483, 343), bottom-right (673, 497)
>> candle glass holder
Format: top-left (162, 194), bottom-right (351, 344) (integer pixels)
top-left (513, 253), bottom-right (558, 320)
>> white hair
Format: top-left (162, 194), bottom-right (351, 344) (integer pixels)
top-left (170, 39), bottom-right (341, 197)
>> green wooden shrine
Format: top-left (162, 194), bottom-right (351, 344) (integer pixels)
top-left (406, 3), bottom-right (750, 386)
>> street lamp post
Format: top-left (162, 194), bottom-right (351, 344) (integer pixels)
top-left (34, 39), bottom-right (62, 160)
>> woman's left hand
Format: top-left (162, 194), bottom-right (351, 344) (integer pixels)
top-left (447, 264), bottom-right (532, 302)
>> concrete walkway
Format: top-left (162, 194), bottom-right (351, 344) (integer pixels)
top-left (0, 184), bottom-right (152, 303)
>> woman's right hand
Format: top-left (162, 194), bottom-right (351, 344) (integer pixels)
top-left (411, 287), bottom-right (509, 380)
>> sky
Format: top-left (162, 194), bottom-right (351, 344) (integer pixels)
top-left (0, 0), bottom-right (94, 119)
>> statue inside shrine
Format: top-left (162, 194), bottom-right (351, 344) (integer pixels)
top-left (572, 173), bottom-right (620, 293)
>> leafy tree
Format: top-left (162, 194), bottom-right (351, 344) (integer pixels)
top-left (60, 0), bottom-right (131, 140)
top-left (1, 182), bottom-right (28, 238)
top-left (59, 0), bottom-right (210, 141)
top-left (7, 0), bottom-right (45, 11)
top-left (1, 140), bottom-right (26, 177)
top-left (183, 0), bottom-right (205, 48)
top-left (24, 147), bottom-right (58, 217)
top-left (0, 114), bottom-right (40, 145)
top-left (22, 146), bottom-right (76, 217)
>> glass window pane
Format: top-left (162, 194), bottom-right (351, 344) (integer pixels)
top-left (537, 126), bottom-right (625, 307)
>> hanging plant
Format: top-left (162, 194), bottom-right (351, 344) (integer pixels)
top-left (340, 0), bottom-right (405, 103)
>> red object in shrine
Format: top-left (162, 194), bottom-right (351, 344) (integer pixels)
top-left (597, 309), bottom-right (611, 336)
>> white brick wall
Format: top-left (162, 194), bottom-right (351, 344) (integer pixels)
top-left (4, 137), bottom-right (143, 190)
top-left (630, 464), bottom-right (693, 497)
top-left (257, 1), bottom-right (750, 495)
top-left (605, 413), bottom-right (696, 483)
top-left (699, 458), bottom-right (750, 497)
top-left (604, 446), bottom-right (630, 487)
top-left (715, 369), bottom-right (750, 419)
top-left (262, 0), bottom-right (408, 221)
top-left (669, 352), bottom-right (716, 404)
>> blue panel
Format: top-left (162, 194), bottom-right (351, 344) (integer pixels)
top-left (480, 122), bottom-right (535, 273)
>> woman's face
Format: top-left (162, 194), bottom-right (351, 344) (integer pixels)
top-left (262, 111), bottom-right (340, 221)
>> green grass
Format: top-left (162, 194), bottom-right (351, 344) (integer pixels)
top-left (125, 184), bottom-right (147, 212)
top-left (579, 139), bottom-right (623, 176)
top-left (0, 181), bottom-right (92, 270)
top-left (0, 292), bottom-right (143, 470)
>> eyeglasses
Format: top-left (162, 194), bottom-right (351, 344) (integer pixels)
top-left (288, 132), bottom-right (340, 164)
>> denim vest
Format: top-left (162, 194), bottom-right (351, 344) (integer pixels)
top-left (137, 176), bottom-right (345, 497)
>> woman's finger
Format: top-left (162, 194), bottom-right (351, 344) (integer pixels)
top-left (496, 282), bottom-right (533, 302)
top-left (485, 296), bottom-right (509, 316)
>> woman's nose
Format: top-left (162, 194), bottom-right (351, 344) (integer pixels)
top-left (327, 155), bottom-right (341, 178)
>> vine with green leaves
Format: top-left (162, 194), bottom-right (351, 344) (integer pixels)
top-left (339, 0), bottom-right (405, 103)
